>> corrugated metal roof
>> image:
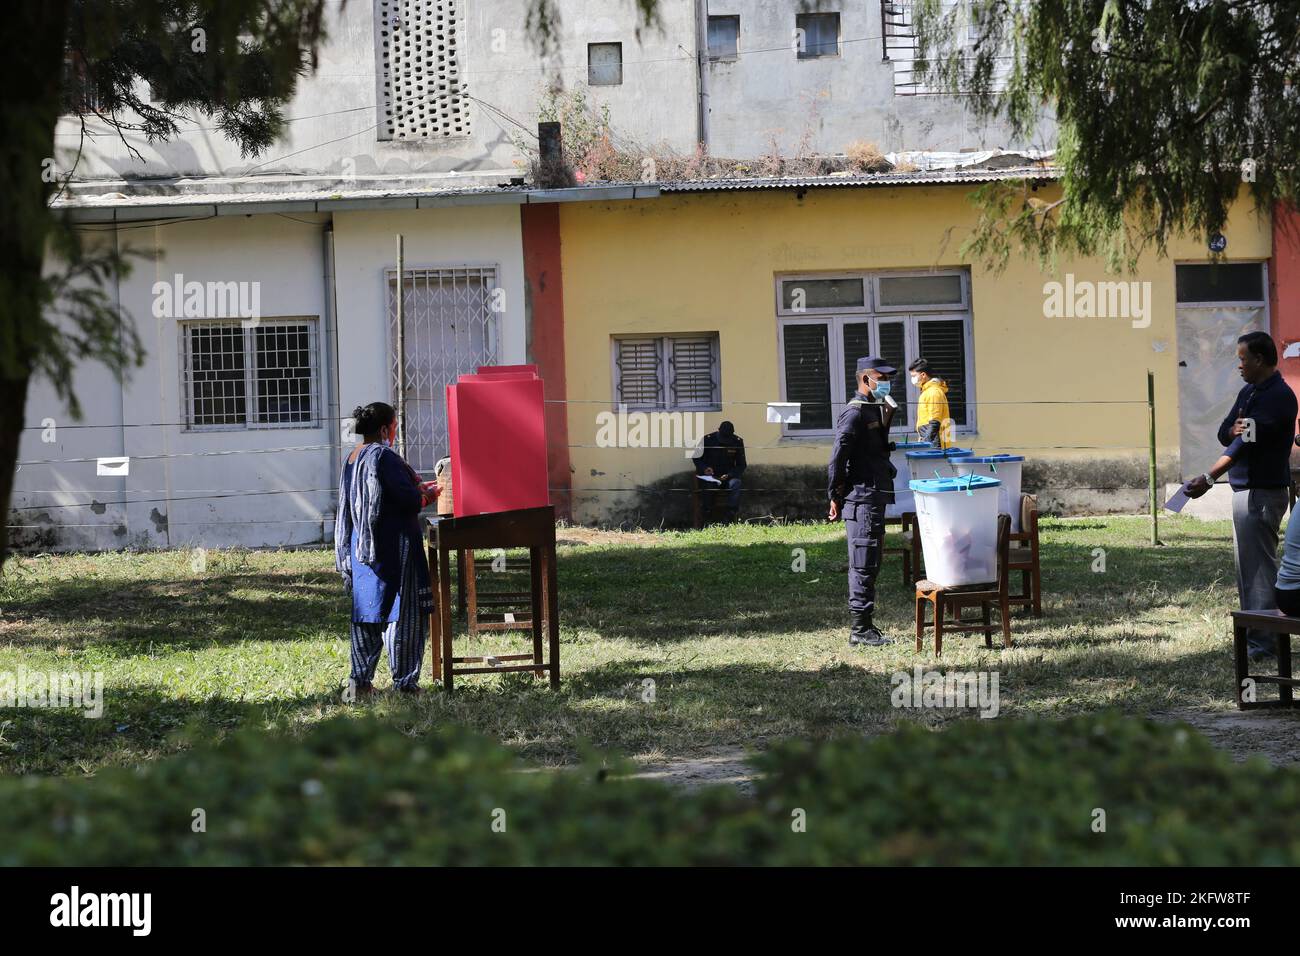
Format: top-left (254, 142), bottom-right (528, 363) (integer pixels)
top-left (54, 165), bottom-right (1060, 221)
top-left (656, 166), bottom-right (1059, 192)
top-left (55, 181), bottom-right (664, 222)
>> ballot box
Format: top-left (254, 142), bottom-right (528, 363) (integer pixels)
top-left (446, 365), bottom-right (550, 517)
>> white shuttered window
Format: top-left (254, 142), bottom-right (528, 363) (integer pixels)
top-left (612, 334), bottom-right (720, 409)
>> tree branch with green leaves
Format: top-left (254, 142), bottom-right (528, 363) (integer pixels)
top-left (913, 0), bottom-right (1300, 272)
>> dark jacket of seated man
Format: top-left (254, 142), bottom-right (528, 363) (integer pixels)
top-left (694, 422), bottom-right (747, 482)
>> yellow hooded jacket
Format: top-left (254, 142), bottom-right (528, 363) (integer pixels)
top-left (916, 377), bottom-right (952, 448)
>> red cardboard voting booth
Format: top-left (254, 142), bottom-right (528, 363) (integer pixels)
top-left (446, 364), bottom-right (550, 517)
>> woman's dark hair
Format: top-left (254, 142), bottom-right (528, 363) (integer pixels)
top-left (352, 402), bottom-right (396, 437)
top-left (1239, 331), bottom-right (1278, 366)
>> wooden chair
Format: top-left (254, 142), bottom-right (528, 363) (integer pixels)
top-left (1232, 609), bottom-right (1300, 709)
top-left (915, 514), bottom-right (1013, 656)
top-left (883, 512), bottom-right (925, 587)
top-left (691, 479), bottom-right (734, 527)
top-left (1006, 493), bottom-right (1043, 616)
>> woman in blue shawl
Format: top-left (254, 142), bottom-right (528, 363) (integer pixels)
top-left (334, 402), bottom-right (438, 696)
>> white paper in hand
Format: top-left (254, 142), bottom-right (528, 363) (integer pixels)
top-left (697, 474), bottom-right (722, 484)
top-left (1164, 486), bottom-right (1191, 514)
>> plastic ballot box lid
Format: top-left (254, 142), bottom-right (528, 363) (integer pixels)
top-left (447, 370), bottom-right (550, 517)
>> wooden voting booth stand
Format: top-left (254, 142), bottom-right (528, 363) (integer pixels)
top-left (427, 506), bottom-right (560, 692)
top-left (427, 364), bottom-right (558, 692)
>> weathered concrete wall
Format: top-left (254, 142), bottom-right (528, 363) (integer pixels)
top-left (581, 457), bottom-right (1182, 531)
top-left (705, 0), bottom-right (1041, 157)
top-left (59, 1), bottom-right (1040, 188)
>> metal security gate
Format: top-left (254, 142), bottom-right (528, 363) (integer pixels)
top-left (387, 265), bottom-right (499, 475)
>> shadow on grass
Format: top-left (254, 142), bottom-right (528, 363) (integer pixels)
top-left (0, 520), bottom-right (1260, 772)
top-left (0, 570), bottom-right (347, 652)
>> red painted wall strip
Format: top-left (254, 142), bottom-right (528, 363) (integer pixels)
top-left (1271, 203), bottom-right (1300, 403)
top-left (521, 203), bottom-right (572, 520)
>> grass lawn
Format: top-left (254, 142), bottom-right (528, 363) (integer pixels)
top-left (0, 514), bottom-right (1289, 777)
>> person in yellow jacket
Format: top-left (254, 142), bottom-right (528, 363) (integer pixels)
top-left (909, 358), bottom-right (952, 448)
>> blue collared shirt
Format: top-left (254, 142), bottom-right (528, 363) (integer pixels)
top-left (1216, 371), bottom-right (1298, 490)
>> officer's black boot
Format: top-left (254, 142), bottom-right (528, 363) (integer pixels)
top-left (849, 611), bottom-right (892, 647)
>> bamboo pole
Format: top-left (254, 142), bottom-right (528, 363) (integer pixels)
top-left (1148, 369), bottom-right (1159, 546)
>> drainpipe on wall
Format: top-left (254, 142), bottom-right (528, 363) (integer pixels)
top-left (323, 224), bottom-right (342, 539)
top-left (695, 0), bottom-right (710, 151)
top-left (111, 224), bottom-right (127, 546)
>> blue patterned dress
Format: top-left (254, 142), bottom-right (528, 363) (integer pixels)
top-left (336, 444), bottom-right (433, 689)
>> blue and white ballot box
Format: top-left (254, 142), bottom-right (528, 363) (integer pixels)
top-left (888, 441), bottom-right (932, 518)
top-left (949, 454), bottom-right (1026, 531)
top-left (904, 447), bottom-right (972, 481)
top-left (909, 474), bottom-right (1002, 587)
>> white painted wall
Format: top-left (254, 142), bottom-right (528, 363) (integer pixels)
top-left (331, 201), bottom-right (529, 463)
top-left (15, 216), bottom-right (336, 551)
top-left (13, 201), bottom-right (528, 552)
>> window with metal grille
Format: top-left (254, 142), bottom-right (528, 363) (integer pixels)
top-left (181, 320), bottom-right (319, 430)
top-left (387, 266), bottom-right (500, 475)
top-left (777, 270), bottom-right (972, 436)
top-left (612, 334), bottom-right (720, 409)
top-left (375, 0), bottom-right (471, 141)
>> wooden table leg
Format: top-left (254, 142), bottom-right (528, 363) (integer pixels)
top-left (1280, 630), bottom-right (1294, 707)
top-left (543, 541), bottom-right (560, 689)
top-left (439, 544), bottom-right (455, 693)
top-left (456, 547), bottom-right (467, 618)
top-left (464, 548), bottom-right (478, 640)
top-left (529, 545), bottom-right (544, 678)
top-left (428, 539), bottom-right (442, 682)
top-left (1234, 622), bottom-right (1250, 710)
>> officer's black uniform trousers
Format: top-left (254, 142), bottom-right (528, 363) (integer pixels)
top-left (843, 487), bottom-right (887, 616)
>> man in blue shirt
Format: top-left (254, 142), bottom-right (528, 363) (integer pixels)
top-left (1185, 331), bottom-right (1298, 659)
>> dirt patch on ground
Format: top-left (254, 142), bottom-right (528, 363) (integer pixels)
top-left (629, 710), bottom-right (1300, 794)
top-left (555, 526), bottom-right (659, 547)
top-left (630, 747), bottom-right (759, 794)
top-left (1155, 708), bottom-right (1300, 766)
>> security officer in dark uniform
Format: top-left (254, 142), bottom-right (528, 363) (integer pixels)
top-left (828, 356), bottom-right (898, 647)
top-left (694, 421), bottom-right (747, 522)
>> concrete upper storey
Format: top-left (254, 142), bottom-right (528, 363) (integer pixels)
top-left (57, 0), bottom-right (1050, 192)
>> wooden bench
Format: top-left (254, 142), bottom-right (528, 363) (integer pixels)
top-left (1232, 609), bottom-right (1300, 710)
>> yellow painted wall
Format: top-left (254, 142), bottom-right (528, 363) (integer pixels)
top-left (558, 185), bottom-right (1272, 521)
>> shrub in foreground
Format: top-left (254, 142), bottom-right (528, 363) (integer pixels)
top-left (2, 712), bottom-right (1296, 865)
